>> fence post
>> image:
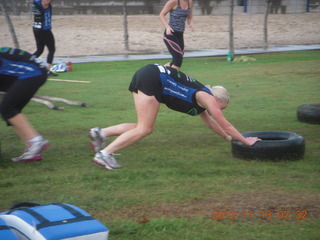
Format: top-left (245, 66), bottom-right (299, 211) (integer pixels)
top-left (123, 0), bottom-right (129, 50)
top-left (263, 0), bottom-right (271, 50)
top-left (0, 3), bottom-right (20, 48)
top-left (228, 0), bottom-right (234, 62)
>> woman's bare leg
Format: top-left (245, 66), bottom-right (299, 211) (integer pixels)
top-left (101, 123), bottom-right (137, 138)
top-left (103, 91), bottom-right (160, 154)
top-left (8, 113), bottom-right (38, 146)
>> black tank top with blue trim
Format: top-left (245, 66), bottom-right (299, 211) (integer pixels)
top-left (0, 47), bottom-right (47, 80)
top-left (32, 0), bottom-right (52, 30)
top-left (156, 64), bottom-right (212, 116)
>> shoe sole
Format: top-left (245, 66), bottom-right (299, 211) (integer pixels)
top-left (92, 158), bottom-right (114, 170)
top-left (12, 142), bottom-right (50, 163)
top-left (13, 155), bottom-right (43, 163)
top-left (40, 142), bottom-right (50, 153)
top-left (89, 142), bottom-right (100, 153)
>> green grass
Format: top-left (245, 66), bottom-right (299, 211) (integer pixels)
top-left (0, 51), bottom-right (319, 239)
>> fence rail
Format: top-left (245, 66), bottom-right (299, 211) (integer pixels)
top-left (1, 2), bottom-right (319, 57)
top-left (1, 0), bottom-right (320, 15)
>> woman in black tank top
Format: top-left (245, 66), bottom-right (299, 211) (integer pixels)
top-left (89, 64), bottom-right (260, 170)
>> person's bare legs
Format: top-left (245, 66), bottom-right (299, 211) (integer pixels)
top-left (8, 113), bottom-right (50, 162)
top-left (101, 123), bottom-right (137, 138)
top-left (46, 64), bottom-right (52, 72)
top-left (171, 64), bottom-right (180, 70)
top-left (8, 113), bottom-right (38, 146)
top-left (103, 91), bottom-right (160, 154)
top-left (164, 62), bottom-right (180, 70)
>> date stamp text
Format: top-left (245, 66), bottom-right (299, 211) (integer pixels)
top-left (211, 210), bottom-right (308, 220)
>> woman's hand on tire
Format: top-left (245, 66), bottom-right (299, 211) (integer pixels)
top-left (245, 137), bottom-right (261, 146)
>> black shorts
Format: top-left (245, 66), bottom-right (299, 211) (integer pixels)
top-left (128, 64), bottom-right (162, 102)
top-left (0, 73), bottom-right (47, 125)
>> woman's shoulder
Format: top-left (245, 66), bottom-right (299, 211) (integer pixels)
top-left (166, 0), bottom-right (179, 7)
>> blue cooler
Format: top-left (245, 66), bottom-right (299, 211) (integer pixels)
top-left (0, 203), bottom-right (109, 240)
top-left (0, 218), bottom-right (19, 239)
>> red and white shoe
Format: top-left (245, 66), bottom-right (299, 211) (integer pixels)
top-left (89, 127), bottom-right (107, 153)
top-left (12, 139), bottom-right (50, 163)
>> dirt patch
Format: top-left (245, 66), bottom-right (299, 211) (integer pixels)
top-left (94, 191), bottom-right (319, 222)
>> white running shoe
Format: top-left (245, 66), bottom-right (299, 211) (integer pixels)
top-left (12, 139), bottom-right (50, 163)
top-left (93, 152), bottom-right (122, 170)
top-left (89, 127), bottom-right (106, 152)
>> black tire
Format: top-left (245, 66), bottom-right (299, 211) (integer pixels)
top-left (231, 131), bottom-right (305, 161)
top-left (297, 103), bottom-right (320, 124)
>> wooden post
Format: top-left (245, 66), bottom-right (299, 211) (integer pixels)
top-left (228, 0), bottom-right (234, 62)
top-left (123, 0), bottom-right (129, 51)
top-left (263, 0), bottom-right (271, 50)
top-left (0, 3), bottom-right (20, 48)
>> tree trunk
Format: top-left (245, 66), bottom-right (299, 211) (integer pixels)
top-left (0, 3), bottom-right (20, 48)
top-left (263, 0), bottom-right (271, 50)
top-left (228, 0), bottom-right (234, 62)
top-left (123, 0), bottom-right (129, 51)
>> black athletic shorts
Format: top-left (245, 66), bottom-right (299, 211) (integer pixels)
top-left (128, 64), bottom-right (162, 102)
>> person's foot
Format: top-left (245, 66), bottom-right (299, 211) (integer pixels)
top-left (12, 139), bottom-right (50, 163)
top-left (89, 127), bottom-right (106, 153)
top-left (93, 151), bottom-right (122, 170)
top-left (12, 154), bottom-right (42, 162)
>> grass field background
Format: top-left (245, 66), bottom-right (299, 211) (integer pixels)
top-left (0, 51), bottom-right (319, 239)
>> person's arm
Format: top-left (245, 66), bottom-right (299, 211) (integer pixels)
top-left (199, 111), bottom-right (232, 141)
top-left (159, 0), bottom-right (176, 36)
top-left (187, 0), bottom-right (195, 32)
top-left (197, 92), bottom-right (260, 146)
top-left (42, 0), bottom-right (54, 9)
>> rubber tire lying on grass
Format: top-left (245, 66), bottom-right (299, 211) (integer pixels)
top-left (231, 131), bottom-right (305, 161)
top-left (297, 103), bottom-right (320, 124)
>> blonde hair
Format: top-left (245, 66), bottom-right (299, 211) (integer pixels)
top-left (206, 85), bottom-right (230, 104)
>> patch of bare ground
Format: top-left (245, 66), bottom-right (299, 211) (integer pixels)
top-left (93, 191), bottom-right (319, 223)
